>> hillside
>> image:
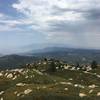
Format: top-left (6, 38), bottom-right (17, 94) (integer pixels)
top-left (0, 60), bottom-right (100, 100)
top-left (0, 55), bottom-right (39, 69)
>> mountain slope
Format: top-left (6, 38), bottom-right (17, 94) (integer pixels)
top-left (0, 67), bottom-right (100, 100)
top-left (0, 55), bottom-right (39, 69)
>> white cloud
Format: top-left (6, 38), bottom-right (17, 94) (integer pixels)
top-left (0, 13), bottom-right (9, 20)
top-left (0, 13), bottom-right (21, 32)
top-left (12, 0), bottom-right (86, 31)
top-left (0, 15), bottom-right (34, 32)
top-left (11, 0), bottom-right (100, 49)
top-left (0, 13), bottom-right (4, 18)
top-left (12, 0), bottom-right (100, 31)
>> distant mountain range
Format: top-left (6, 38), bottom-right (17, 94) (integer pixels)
top-left (24, 47), bottom-right (100, 64)
top-left (0, 47), bottom-right (100, 69)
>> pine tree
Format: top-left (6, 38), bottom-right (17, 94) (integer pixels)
top-left (48, 60), bottom-right (56, 72)
top-left (91, 60), bottom-right (97, 69)
top-left (75, 62), bottom-right (80, 69)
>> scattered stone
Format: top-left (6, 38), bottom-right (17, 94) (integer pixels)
top-left (16, 83), bottom-right (26, 86)
top-left (66, 82), bottom-right (72, 85)
top-left (12, 75), bottom-right (17, 80)
top-left (88, 84), bottom-right (98, 89)
top-left (14, 91), bottom-right (18, 95)
top-left (74, 84), bottom-right (85, 89)
top-left (0, 73), bottom-right (3, 77)
top-left (42, 86), bottom-right (46, 89)
top-left (74, 84), bottom-right (78, 87)
top-left (81, 80), bottom-right (84, 82)
top-left (71, 67), bottom-right (76, 70)
top-left (77, 67), bottom-right (80, 70)
top-left (7, 73), bottom-right (13, 78)
top-left (0, 91), bottom-right (4, 95)
top-left (94, 73), bottom-right (97, 75)
top-left (0, 97), bottom-right (3, 100)
top-left (30, 75), bottom-right (35, 78)
top-left (69, 78), bottom-right (73, 81)
top-left (60, 82), bottom-right (67, 85)
top-left (97, 92), bottom-right (100, 96)
top-left (37, 87), bottom-right (40, 90)
top-left (17, 93), bottom-right (21, 97)
top-left (60, 82), bottom-right (72, 85)
top-left (84, 71), bottom-right (89, 74)
top-left (89, 89), bottom-right (93, 94)
top-left (4, 73), bottom-right (8, 77)
top-left (11, 69), bottom-right (23, 73)
top-left (79, 93), bottom-right (87, 97)
top-left (86, 66), bottom-right (92, 71)
top-left (64, 88), bottom-right (68, 91)
top-left (97, 75), bottom-right (100, 78)
top-left (24, 89), bottom-right (32, 94)
top-left (64, 66), bottom-right (69, 70)
top-left (25, 76), bottom-right (28, 79)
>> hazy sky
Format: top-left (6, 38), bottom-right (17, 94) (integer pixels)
top-left (0, 0), bottom-right (100, 53)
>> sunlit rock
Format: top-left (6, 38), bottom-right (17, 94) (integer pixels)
top-left (14, 91), bottom-right (18, 95)
top-left (0, 73), bottom-right (3, 77)
top-left (97, 75), bottom-right (100, 78)
top-left (89, 89), bottom-right (93, 94)
top-left (0, 97), bottom-right (3, 100)
top-left (24, 89), bottom-right (32, 94)
top-left (68, 78), bottom-right (73, 81)
top-left (64, 88), bottom-right (68, 91)
top-left (88, 84), bottom-right (98, 89)
top-left (12, 75), bottom-right (17, 80)
top-left (16, 83), bottom-right (26, 86)
top-left (25, 76), bottom-right (28, 79)
top-left (74, 84), bottom-right (85, 89)
top-left (60, 82), bottom-right (72, 85)
top-left (97, 92), bottom-right (100, 96)
top-left (79, 93), bottom-right (87, 97)
top-left (0, 91), bottom-right (4, 95)
top-left (7, 73), bottom-right (13, 78)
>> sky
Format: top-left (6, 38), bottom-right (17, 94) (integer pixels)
top-left (0, 0), bottom-right (100, 54)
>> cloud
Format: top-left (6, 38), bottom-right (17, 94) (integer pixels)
top-left (12, 0), bottom-right (84, 30)
top-left (0, 12), bottom-right (34, 32)
top-left (12, 0), bottom-right (100, 28)
top-left (11, 0), bottom-right (100, 49)
top-left (0, 13), bottom-right (5, 18)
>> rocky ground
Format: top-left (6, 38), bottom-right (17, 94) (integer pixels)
top-left (0, 66), bottom-right (100, 100)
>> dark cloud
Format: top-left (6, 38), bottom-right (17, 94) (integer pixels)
top-left (51, 5), bottom-right (100, 21)
top-left (83, 9), bottom-right (100, 20)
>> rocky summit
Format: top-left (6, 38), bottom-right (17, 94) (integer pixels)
top-left (0, 59), bottom-right (99, 100)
